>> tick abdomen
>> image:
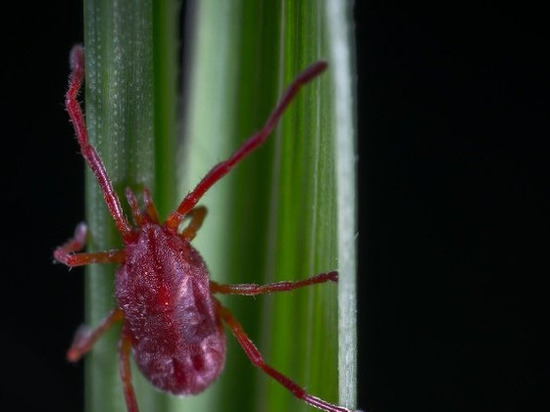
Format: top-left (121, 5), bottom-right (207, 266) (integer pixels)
top-left (131, 313), bottom-right (225, 395)
top-left (115, 225), bottom-right (226, 394)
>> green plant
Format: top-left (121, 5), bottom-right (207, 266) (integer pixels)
top-left (80, 1), bottom-right (356, 411)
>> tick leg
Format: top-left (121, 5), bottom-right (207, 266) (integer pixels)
top-left (215, 299), bottom-right (358, 412)
top-left (66, 45), bottom-right (133, 240)
top-left (56, 250), bottom-right (125, 267)
top-left (124, 187), bottom-right (159, 226)
top-left (54, 222), bottom-right (125, 266)
top-left (125, 188), bottom-right (145, 227)
top-left (180, 206), bottom-right (207, 240)
top-left (55, 222), bottom-right (87, 254)
top-left (165, 61), bottom-right (328, 230)
top-left (143, 187), bottom-right (160, 224)
top-left (67, 308), bottom-right (124, 362)
top-left (119, 327), bottom-right (139, 412)
top-left (210, 271), bottom-right (337, 295)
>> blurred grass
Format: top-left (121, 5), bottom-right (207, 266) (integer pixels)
top-left (81, 1), bottom-right (356, 412)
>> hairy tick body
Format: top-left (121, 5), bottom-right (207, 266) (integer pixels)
top-left (55, 45), bottom-right (360, 412)
top-left (117, 224), bottom-right (225, 395)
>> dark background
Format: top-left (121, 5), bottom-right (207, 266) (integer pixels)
top-left (1, 2), bottom-right (545, 411)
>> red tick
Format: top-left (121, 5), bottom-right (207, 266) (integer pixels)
top-left (55, 45), bottom-right (358, 412)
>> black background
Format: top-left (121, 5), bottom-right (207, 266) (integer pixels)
top-left (1, 2), bottom-right (546, 411)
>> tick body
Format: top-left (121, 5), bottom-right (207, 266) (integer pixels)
top-left (55, 45), bottom-right (359, 412)
top-left (117, 223), bottom-right (225, 395)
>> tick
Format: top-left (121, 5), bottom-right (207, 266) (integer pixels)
top-left (55, 45), bottom-right (358, 412)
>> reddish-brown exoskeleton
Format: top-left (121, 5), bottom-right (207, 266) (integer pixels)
top-left (55, 45), bottom-right (358, 412)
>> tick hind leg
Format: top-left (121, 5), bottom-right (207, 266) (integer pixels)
top-left (54, 222), bottom-right (125, 266)
top-left (119, 327), bottom-right (139, 412)
top-left (215, 299), bottom-right (357, 412)
top-left (67, 308), bottom-right (124, 362)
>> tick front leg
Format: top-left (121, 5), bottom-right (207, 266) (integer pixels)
top-left (66, 45), bottom-right (133, 240)
top-left (179, 206), bottom-right (207, 240)
top-left (119, 327), bottom-right (139, 412)
top-left (125, 188), bottom-right (145, 227)
top-left (210, 271), bottom-right (337, 295)
top-left (56, 249), bottom-right (125, 267)
top-left (67, 308), bottom-right (124, 362)
top-left (54, 223), bottom-right (125, 266)
top-left (142, 187), bottom-right (160, 224)
top-left (215, 299), bottom-right (358, 412)
top-left (164, 61), bottom-right (328, 230)
top-left (125, 187), bottom-right (160, 227)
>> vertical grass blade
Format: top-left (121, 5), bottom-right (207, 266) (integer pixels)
top-left (82, 1), bottom-right (179, 411)
top-left (181, 1), bottom-right (358, 411)
top-left (326, 0), bottom-right (359, 408)
top-left (79, 0), bottom-right (356, 411)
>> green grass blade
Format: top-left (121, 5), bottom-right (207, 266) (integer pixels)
top-left (82, 1), bottom-right (180, 411)
top-left (180, 1), bottom-right (358, 412)
top-left (79, 0), bottom-right (356, 411)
